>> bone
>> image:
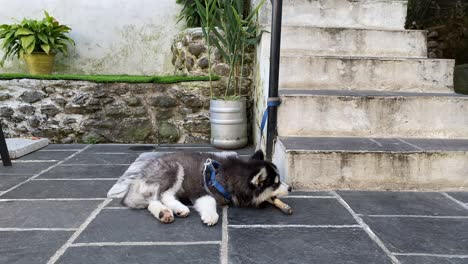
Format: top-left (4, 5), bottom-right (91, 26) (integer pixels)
top-left (269, 197), bottom-right (293, 215)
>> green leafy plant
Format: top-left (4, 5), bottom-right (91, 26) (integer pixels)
top-left (0, 11), bottom-right (75, 66)
top-left (194, 0), bottom-right (265, 100)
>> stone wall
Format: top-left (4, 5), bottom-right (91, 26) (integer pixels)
top-left (0, 79), bottom-right (222, 144)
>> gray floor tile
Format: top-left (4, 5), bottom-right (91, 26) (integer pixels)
top-left (0, 200), bottom-right (100, 228)
top-left (63, 153), bottom-right (139, 164)
top-left (363, 217), bottom-right (468, 254)
top-left (0, 180), bottom-right (114, 199)
top-left (0, 175), bottom-right (31, 191)
top-left (106, 199), bottom-right (125, 207)
top-left (279, 137), bottom-right (383, 151)
top-left (228, 198), bottom-right (357, 225)
top-left (0, 231), bottom-right (72, 264)
top-left (41, 144), bottom-right (89, 150)
top-left (229, 227), bottom-right (392, 264)
top-left (0, 162), bottom-right (56, 175)
top-left (446, 192), bottom-right (468, 203)
top-left (290, 191), bottom-right (334, 196)
top-left (57, 245), bottom-right (220, 264)
top-left (397, 255), bottom-right (468, 264)
top-left (37, 165), bottom-right (129, 179)
top-left (84, 144), bottom-right (156, 153)
top-left (338, 191), bottom-right (468, 216)
top-left (76, 209), bottom-right (222, 243)
top-left (372, 138), bottom-right (421, 152)
top-left (403, 138), bottom-right (468, 151)
top-left (18, 151), bottom-right (77, 161)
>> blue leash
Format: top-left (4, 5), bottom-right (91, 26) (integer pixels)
top-left (256, 98), bottom-right (281, 151)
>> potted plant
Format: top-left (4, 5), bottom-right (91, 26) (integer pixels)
top-left (0, 11), bottom-right (74, 75)
top-left (195, 0), bottom-right (265, 149)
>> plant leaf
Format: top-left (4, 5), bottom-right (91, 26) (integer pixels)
top-left (21, 35), bottom-right (35, 50)
top-left (15, 27), bottom-right (34, 36)
top-left (41, 44), bottom-right (50, 54)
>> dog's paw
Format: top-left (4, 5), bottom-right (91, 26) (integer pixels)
top-left (175, 207), bottom-right (190, 218)
top-left (158, 209), bottom-right (174, 224)
top-left (201, 212), bottom-right (219, 226)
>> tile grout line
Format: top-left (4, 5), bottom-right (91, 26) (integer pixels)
top-left (33, 178), bottom-right (119, 181)
top-left (221, 206), bottom-right (229, 264)
top-left (286, 195), bottom-right (336, 199)
top-left (0, 145), bottom-right (93, 197)
top-left (228, 224), bottom-right (362, 229)
top-left (37, 150), bottom-right (82, 152)
top-left (0, 198), bottom-right (106, 202)
top-left (358, 214), bottom-right (468, 219)
top-left (392, 252), bottom-right (468, 258)
top-left (396, 138), bottom-right (424, 151)
top-left (70, 241), bottom-right (222, 247)
top-left (441, 192), bottom-right (468, 210)
top-left (47, 198), bottom-right (112, 264)
top-left (0, 228), bottom-right (78, 231)
top-left (12, 160), bottom-right (59, 163)
top-left (58, 163), bottom-right (132, 166)
top-left (368, 138), bottom-right (383, 147)
top-left (332, 191), bottom-right (401, 264)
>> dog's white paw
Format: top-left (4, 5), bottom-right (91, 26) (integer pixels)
top-left (158, 209), bottom-right (174, 224)
top-left (175, 206), bottom-right (190, 218)
top-left (201, 211), bottom-right (219, 226)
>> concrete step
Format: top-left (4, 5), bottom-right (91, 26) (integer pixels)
top-left (273, 136), bottom-right (468, 190)
top-left (277, 90), bottom-right (468, 139)
top-left (256, 0), bottom-right (408, 30)
top-left (278, 56), bottom-right (454, 92)
top-left (259, 26), bottom-right (427, 58)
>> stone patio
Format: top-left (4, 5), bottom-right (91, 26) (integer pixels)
top-left (1, 144), bottom-right (468, 264)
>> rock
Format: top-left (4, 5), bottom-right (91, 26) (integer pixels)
top-left (61, 135), bottom-right (75, 143)
top-left (41, 104), bottom-right (60, 117)
top-left (132, 107), bottom-right (148, 117)
top-left (428, 41), bottom-right (439, 48)
top-left (44, 87), bottom-right (55, 94)
top-left (14, 125), bottom-right (29, 133)
top-left (188, 43), bottom-right (206, 57)
top-left (180, 108), bottom-right (193, 115)
top-left (18, 105), bottom-right (36, 115)
top-left (213, 63), bottom-right (230, 76)
top-left (63, 118), bottom-right (77, 125)
top-left (72, 93), bottom-right (90, 105)
top-left (28, 116), bottom-right (41, 128)
top-left (183, 115), bottom-right (210, 133)
top-left (87, 98), bottom-right (101, 106)
top-left (123, 97), bottom-right (141, 106)
top-left (183, 97), bottom-right (203, 110)
top-left (11, 115), bottom-right (26, 123)
top-left (19, 91), bottom-right (45, 103)
top-left (101, 97), bottom-right (114, 105)
top-left (52, 97), bottom-right (67, 107)
top-left (105, 104), bottom-right (131, 117)
top-left (82, 132), bottom-right (106, 144)
top-left (428, 31), bottom-right (439, 38)
top-left (103, 118), bottom-right (153, 142)
top-left (197, 57), bottom-right (209, 69)
top-left (175, 57), bottom-right (184, 69)
top-left (184, 135), bottom-right (209, 144)
top-left (150, 96), bottom-right (177, 108)
top-left (155, 109), bottom-right (173, 120)
top-left (185, 57), bottom-right (195, 70)
top-left (0, 107), bottom-right (14, 117)
top-left (214, 48), bottom-right (223, 61)
top-left (158, 122), bottom-right (179, 143)
top-left (0, 93), bottom-right (11, 101)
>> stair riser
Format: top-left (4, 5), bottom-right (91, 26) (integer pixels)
top-left (278, 95), bottom-right (468, 139)
top-left (255, 0), bottom-right (408, 30)
top-left (279, 57), bottom-right (454, 92)
top-left (260, 27), bottom-right (427, 58)
top-left (274, 148), bottom-right (468, 190)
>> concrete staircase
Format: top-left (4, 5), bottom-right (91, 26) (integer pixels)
top-left (254, 0), bottom-right (468, 190)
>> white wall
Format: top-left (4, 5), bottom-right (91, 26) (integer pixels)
top-left (0, 0), bottom-right (182, 74)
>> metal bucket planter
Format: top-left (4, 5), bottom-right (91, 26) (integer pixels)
top-left (24, 52), bottom-right (55, 75)
top-left (210, 99), bottom-right (248, 149)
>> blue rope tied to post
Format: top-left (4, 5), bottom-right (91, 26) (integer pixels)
top-left (256, 98), bottom-right (281, 151)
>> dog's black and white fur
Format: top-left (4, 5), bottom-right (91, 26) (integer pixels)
top-left (121, 150), bottom-right (291, 226)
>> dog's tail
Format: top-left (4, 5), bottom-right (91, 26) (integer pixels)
top-left (121, 179), bottom-right (159, 209)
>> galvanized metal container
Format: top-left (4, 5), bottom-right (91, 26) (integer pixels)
top-left (210, 99), bottom-right (248, 149)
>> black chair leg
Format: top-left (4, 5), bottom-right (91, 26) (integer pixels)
top-left (0, 122), bottom-right (12, 166)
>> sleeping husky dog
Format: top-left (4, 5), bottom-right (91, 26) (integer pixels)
top-left (121, 150), bottom-right (291, 226)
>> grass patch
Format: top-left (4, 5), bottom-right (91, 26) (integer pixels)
top-left (0, 73), bottom-right (219, 84)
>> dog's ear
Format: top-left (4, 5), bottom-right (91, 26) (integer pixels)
top-left (251, 150), bottom-right (265, 161)
top-left (250, 168), bottom-right (267, 188)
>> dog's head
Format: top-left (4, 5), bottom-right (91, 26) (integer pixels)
top-left (248, 150), bottom-right (292, 206)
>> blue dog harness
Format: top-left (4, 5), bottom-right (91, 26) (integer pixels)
top-left (203, 158), bottom-right (232, 202)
